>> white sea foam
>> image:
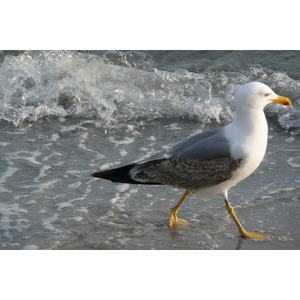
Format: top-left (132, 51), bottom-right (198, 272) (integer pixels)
top-left (34, 165), bottom-right (51, 182)
top-left (0, 203), bottom-right (30, 240)
top-left (108, 136), bottom-right (135, 146)
top-left (287, 157), bottom-right (300, 168)
top-left (51, 133), bottom-right (60, 141)
top-left (0, 166), bottom-right (18, 192)
top-left (0, 51), bottom-right (298, 134)
top-left (119, 149), bottom-right (127, 157)
top-left (100, 162), bottom-right (116, 170)
top-left (115, 184), bottom-right (130, 193)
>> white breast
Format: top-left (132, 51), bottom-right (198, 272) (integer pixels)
top-left (194, 109), bottom-right (269, 201)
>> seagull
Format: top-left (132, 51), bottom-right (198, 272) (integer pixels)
top-left (92, 82), bottom-right (291, 240)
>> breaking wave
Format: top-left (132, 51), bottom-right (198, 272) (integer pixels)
top-left (0, 50), bottom-right (299, 134)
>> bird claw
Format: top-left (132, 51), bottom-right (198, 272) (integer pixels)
top-left (240, 231), bottom-right (267, 241)
top-left (168, 212), bottom-right (188, 227)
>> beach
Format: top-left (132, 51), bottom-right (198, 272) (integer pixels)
top-left (0, 50), bottom-right (299, 249)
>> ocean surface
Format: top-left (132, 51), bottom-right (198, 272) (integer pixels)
top-left (0, 50), bottom-right (299, 250)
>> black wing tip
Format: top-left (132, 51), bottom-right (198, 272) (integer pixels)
top-left (91, 163), bottom-right (141, 184)
top-left (91, 171), bottom-right (107, 178)
top-left (91, 163), bottom-right (163, 185)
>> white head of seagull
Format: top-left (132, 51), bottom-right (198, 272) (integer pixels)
top-left (228, 82), bottom-right (291, 140)
top-left (234, 82), bottom-right (291, 111)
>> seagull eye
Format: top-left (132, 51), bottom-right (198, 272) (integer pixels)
top-left (264, 93), bottom-right (270, 97)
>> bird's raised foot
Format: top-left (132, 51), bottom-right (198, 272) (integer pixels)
top-left (240, 231), bottom-right (267, 241)
top-left (168, 211), bottom-right (189, 227)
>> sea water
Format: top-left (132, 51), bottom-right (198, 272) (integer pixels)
top-left (0, 50), bottom-right (299, 249)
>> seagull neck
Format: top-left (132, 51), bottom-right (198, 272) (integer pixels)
top-left (232, 107), bottom-right (268, 134)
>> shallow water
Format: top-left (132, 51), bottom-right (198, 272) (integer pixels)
top-left (0, 118), bottom-right (299, 250)
top-left (0, 50), bottom-right (299, 249)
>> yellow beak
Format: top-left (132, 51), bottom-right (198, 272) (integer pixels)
top-left (272, 95), bottom-right (291, 106)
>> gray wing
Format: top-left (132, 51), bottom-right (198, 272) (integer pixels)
top-left (137, 128), bottom-right (231, 165)
top-left (131, 128), bottom-right (242, 190)
top-left (165, 128), bottom-right (231, 160)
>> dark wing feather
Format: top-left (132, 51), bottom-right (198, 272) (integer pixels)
top-left (131, 156), bottom-right (242, 190)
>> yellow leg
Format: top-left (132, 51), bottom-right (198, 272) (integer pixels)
top-left (224, 199), bottom-right (267, 240)
top-left (168, 190), bottom-right (190, 227)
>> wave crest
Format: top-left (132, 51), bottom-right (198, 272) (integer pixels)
top-left (0, 51), bottom-right (299, 134)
